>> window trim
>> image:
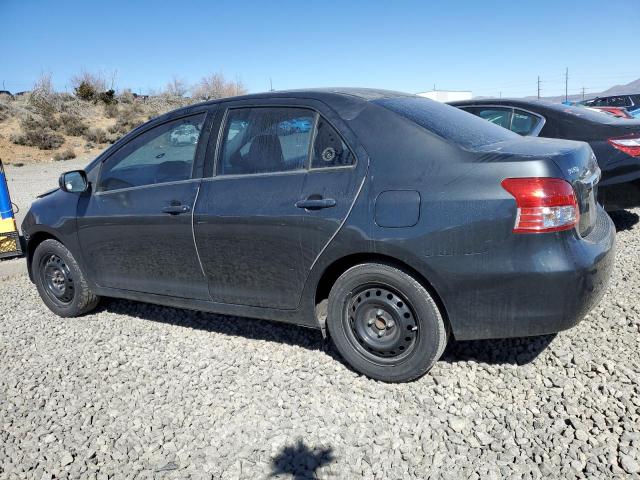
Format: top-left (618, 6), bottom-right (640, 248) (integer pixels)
top-left (458, 104), bottom-right (546, 137)
top-left (211, 105), bottom-right (357, 179)
top-left (95, 111), bottom-right (209, 194)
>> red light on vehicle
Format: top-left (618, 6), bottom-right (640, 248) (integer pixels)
top-left (608, 134), bottom-right (640, 157)
top-left (501, 178), bottom-right (579, 233)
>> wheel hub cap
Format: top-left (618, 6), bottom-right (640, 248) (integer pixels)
top-left (41, 254), bottom-right (74, 304)
top-left (347, 286), bottom-right (418, 360)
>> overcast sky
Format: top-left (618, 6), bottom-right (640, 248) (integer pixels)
top-left (1, 0), bottom-right (638, 98)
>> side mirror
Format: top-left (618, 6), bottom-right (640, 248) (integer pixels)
top-left (59, 170), bottom-right (89, 193)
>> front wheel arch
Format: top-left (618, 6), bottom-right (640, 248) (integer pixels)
top-left (26, 231), bottom-right (63, 281)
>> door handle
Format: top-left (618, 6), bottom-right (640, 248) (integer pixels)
top-left (162, 204), bottom-right (191, 215)
top-left (295, 197), bottom-right (337, 210)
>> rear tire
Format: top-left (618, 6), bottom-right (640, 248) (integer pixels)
top-left (32, 239), bottom-right (99, 317)
top-left (327, 263), bottom-right (447, 382)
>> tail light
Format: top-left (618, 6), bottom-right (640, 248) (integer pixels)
top-left (608, 134), bottom-right (640, 157)
top-left (501, 178), bottom-right (579, 233)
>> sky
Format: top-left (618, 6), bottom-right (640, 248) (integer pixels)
top-left (1, 0), bottom-right (639, 98)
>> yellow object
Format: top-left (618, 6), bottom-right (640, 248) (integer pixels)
top-left (0, 217), bottom-right (18, 254)
top-left (0, 217), bottom-right (16, 234)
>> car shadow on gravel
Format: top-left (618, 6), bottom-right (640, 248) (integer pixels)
top-left (442, 334), bottom-right (556, 365)
top-left (270, 440), bottom-right (334, 479)
top-left (100, 298), bottom-right (556, 369)
top-left (99, 298), bottom-right (332, 351)
top-left (609, 209), bottom-right (639, 232)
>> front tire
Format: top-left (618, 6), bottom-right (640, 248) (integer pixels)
top-left (32, 239), bottom-right (99, 317)
top-left (327, 263), bottom-right (447, 382)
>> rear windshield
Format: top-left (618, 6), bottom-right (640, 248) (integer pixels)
top-left (374, 96), bottom-right (518, 149)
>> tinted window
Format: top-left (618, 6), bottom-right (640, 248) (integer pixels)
top-left (607, 96), bottom-right (629, 107)
top-left (99, 114), bottom-right (205, 192)
top-left (376, 96), bottom-right (518, 149)
top-left (218, 107), bottom-right (313, 175)
top-left (311, 117), bottom-right (355, 168)
top-left (464, 107), bottom-right (512, 129)
top-left (511, 109), bottom-right (541, 136)
top-left (630, 95), bottom-right (640, 106)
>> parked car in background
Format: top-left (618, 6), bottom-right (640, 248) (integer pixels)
top-left (580, 94), bottom-right (640, 110)
top-left (23, 89), bottom-right (615, 382)
top-left (450, 99), bottom-right (640, 210)
top-left (169, 124), bottom-right (199, 145)
top-left (587, 106), bottom-right (634, 119)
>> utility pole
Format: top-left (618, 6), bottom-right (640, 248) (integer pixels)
top-left (499, 91), bottom-right (502, 99)
top-left (581, 86), bottom-right (586, 101)
top-left (565, 67), bottom-right (569, 102)
top-left (537, 76), bottom-right (541, 100)
top-left (269, 78), bottom-right (273, 92)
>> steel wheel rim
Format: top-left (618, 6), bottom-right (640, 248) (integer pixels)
top-left (40, 254), bottom-right (74, 305)
top-left (344, 284), bottom-right (419, 364)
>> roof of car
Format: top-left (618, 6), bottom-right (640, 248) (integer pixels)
top-left (181, 88), bottom-right (414, 111)
top-left (157, 88), bottom-right (416, 124)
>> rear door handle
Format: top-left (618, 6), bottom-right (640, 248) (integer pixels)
top-left (295, 198), bottom-right (337, 210)
top-left (162, 204), bottom-right (191, 215)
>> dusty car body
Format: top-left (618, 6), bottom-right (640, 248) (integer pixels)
top-left (23, 89), bottom-right (615, 381)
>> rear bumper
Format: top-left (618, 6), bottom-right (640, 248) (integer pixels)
top-left (437, 207), bottom-right (616, 340)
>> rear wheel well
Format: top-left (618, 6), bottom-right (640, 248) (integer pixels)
top-left (314, 253), bottom-right (451, 336)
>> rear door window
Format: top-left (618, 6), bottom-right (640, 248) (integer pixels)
top-left (311, 117), bottom-right (355, 168)
top-left (466, 107), bottom-right (513, 129)
top-left (218, 107), bottom-right (314, 175)
top-left (511, 109), bottom-right (542, 136)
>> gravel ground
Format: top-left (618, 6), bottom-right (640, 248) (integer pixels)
top-left (0, 160), bottom-right (639, 479)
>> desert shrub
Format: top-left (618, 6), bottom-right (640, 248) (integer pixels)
top-left (74, 81), bottom-right (96, 101)
top-left (0, 103), bottom-right (9, 122)
top-left (118, 89), bottom-right (135, 104)
top-left (54, 148), bottom-right (76, 161)
top-left (108, 106), bottom-right (144, 136)
top-left (106, 131), bottom-right (122, 144)
top-left (71, 70), bottom-right (109, 95)
top-left (192, 72), bottom-right (247, 100)
top-left (59, 112), bottom-right (88, 136)
top-left (164, 76), bottom-right (188, 97)
top-left (98, 89), bottom-right (116, 104)
top-left (103, 102), bottom-right (119, 118)
top-left (84, 127), bottom-right (108, 144)
top-left (11, 115), bottom-right (64, 150)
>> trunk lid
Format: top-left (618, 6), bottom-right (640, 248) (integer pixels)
top-left (477, 137), bottom-right (600, 236)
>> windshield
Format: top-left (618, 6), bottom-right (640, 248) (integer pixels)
top-left (374, 96), bottom-right (518, 149)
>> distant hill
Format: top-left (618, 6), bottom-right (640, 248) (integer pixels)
top-left (519, 77), bottom-right (640, 103)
